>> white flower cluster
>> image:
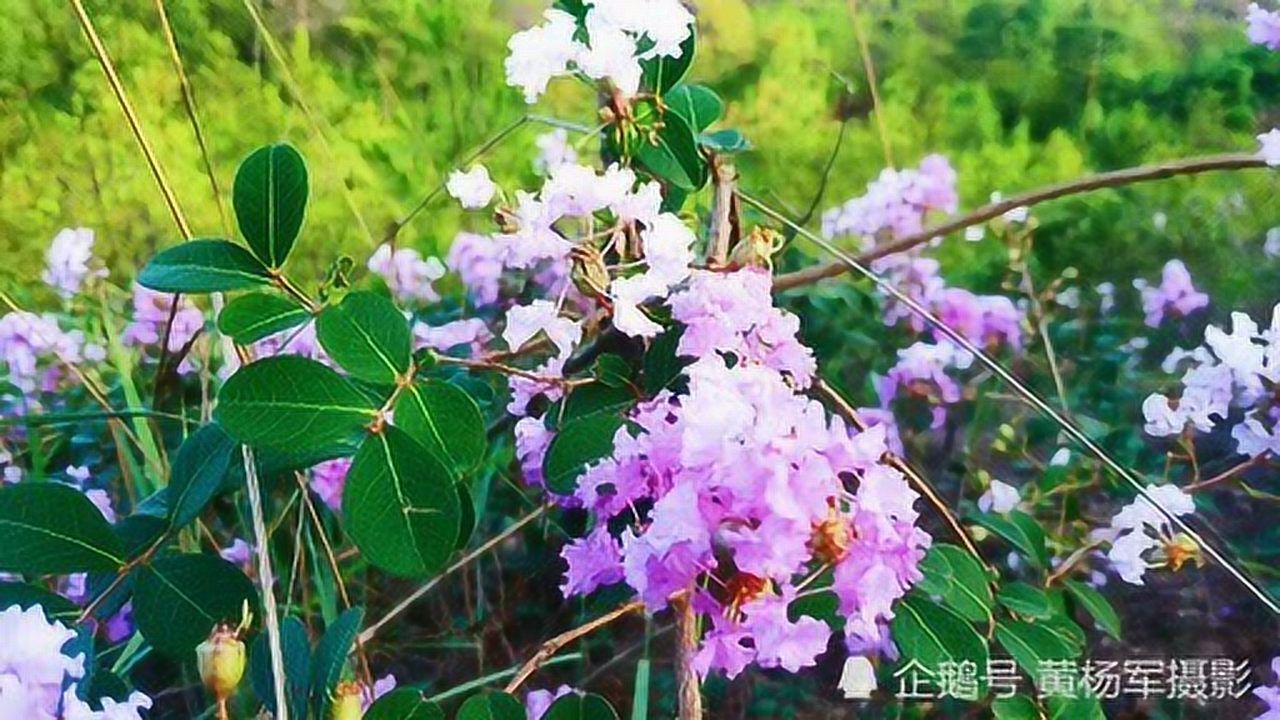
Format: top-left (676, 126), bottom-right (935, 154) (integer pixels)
top-left (0, 604), bottom-right (151, 719)
top-left (1092, 485), bottom-right (1196, 585)
top-left (505, 1), bottom-right (695, 103)
top-left (1142, 304), bottom-right (1280, 458)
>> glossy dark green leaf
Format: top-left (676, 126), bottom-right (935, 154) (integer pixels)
top-left (635, 104), bottom-right (706, 190)
top-left (215, 356), bottom-right (378, 452)
top-left (167, 424), bottom-right (240, 528)
top-left (992, 695), bottom-right (1040, 720)
top-left (699, 129), bottom-right (752, 153)
top-left (592, 354), bottom-right (633, 388)
top-left (316, 291), bottom-right (412, 385)
top-left (218, 292), bottom-right (310, 344)
top-left (0, 482), bottom-right (125, 574)
top-left (973, 510), bottom-right (1048, 568)
top-left (643, 327), bottom-right (689, 395)
top-left (916, 544), bottom-right (994, 623)
top-left (666, 85), bottom-right (723, 132)
top-left (134, 554), bottom-right (256, 658)
top-left (137, 239), bottom-right (272, 293)
top-left (394, 380), bottom-right (485, 474)
top-left (0, 582), bottom-right (80, 622)
top-left (1064, 580), bottom-right (1121, 640)
top-left (554, 382), bottom-right (634, 427)
top-left (250, 616), bottom-right (311, 719)
top-left (457, 690), bottom-right (525, 720)
top-left (542, 413), bottom-right (627, 495)
top-left (311, 607), bottom-right (364, 717)
top-left (342, 427), bottom-right (461, 578)
top-left (544, 693), bottom-right (620, 720)
top-left (890, 594), bottom-right (989, 687)
top-left (995, 620), bottom-right (1078, 683)
top-left (997, 582), bottom-right (1053, 620)
top-left (640, 31), bottom-right (695, 94)
top-left (364, 690), bottom-right (444, 720)
top-left (234, 143), bottom-right (309, 268)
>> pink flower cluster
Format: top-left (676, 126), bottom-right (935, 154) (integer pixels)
top-left (1134, 259), bottom-right (1209, 328)
top-left (555, 270), bottom-right (930, 677)
top-left (821, 155), bottom-right (958, 244)
top-left (367, 244), bottom-right (446, 306)
top-left (879, 257), bottom-right (1022, 351)
top-left (122, 284), bottom-right (204, 374)
top-left (1143, 304), bottom-right (1280, 458)
top-left (0, 604), bottom-right (151, 719)
top-left (0, 311), bottom-right (97, 398)
top-left (876, 340), bottom-right (975, 430)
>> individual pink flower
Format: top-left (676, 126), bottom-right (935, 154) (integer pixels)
top-left (525, 685), bottom-right (577, 720)
top-left (310, 458), bottom-right (352, 512)
top-left (503, 300), bottom-right (582, 360)
top-left (414, 318), bottom-right (491, 356)
top-left (1254, 657), bottom-right (1280, 720)
top-left (367, 244), bottom-right (446, 305)
top-left (1136, 259), bottom-right (1209, 327)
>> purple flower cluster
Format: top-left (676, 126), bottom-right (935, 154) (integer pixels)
top-left (1134, 259), bottom-right (1209, 328)
top-left (0, 311), bottom-right (96, 398)
top-left (553, 270), bottom-right (930, 678)
top-left (876, 341), bottom-right (976, 429)
top-left (122, 284), bottom-right (205, 374)
top-left (1143, 304), bottom-right (1280, 458)
top-left (821, 155), bottom-right (958, 244)
top-left (1248, 3), bottom-right (1280, 50)
top-left (878, 257), bottom-right (1023, 352)
top-left (42, 228), bottom-right (105, 300)
top-left (367, 244), bottom-right (447, 306)
top-left (1256, 657), bottom-right (1280, 720)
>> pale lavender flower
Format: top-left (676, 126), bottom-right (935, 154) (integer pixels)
top-left (1247, 3), bottom-right (1280, 50)
top-left (447, 232), bottom-right (505, 307)
top-left (1260, 128), bottom-right (1280, 166)
top-left (310, 458), bottom-right (352, 513)
top-left (446, 166), bottom-right (497, 209)
top-left (1254, 657), bottom-right (1280, 720)
top-left (367, 245), bottom-right (446, 306)
top-left (525, 686), bottom-right (577, 720)
top-left (534, 129), bottom-right (578, 174)
top-left (42, 228), bottom-right (104, 299)
top-left (1137, 260), bottom-right (1209, 327)
top-left (414, 318), bottom-right (491, 356)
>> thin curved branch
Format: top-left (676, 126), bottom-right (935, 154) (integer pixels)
top-left (503, 599), bottom-right (646, 694)
top-left (773, 153), bottom-right (1268, 292)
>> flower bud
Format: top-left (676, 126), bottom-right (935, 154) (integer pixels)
top-left (330, 681), bottom-right (365, 720)
top-left (728, 227), bottom-right (784, 270)
top-left (570, 245), bottom-right (611, 302)
top-left (196, 622), bottom-right (246, 703)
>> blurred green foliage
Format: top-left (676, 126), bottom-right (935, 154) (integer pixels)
top-left (1, 0), bottom-right (1277, 309)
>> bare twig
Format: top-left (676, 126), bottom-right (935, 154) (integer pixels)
top-left (773, 153), bottom-right (1270, 292)
top-left (674, 590), bottom-right (703, 720)
top-left (848, 0), bottom-right (892, 167)
top-left (1185, 454), bottom-right (1270, 493)
top-left (502, 599), bottom-right (645, 694)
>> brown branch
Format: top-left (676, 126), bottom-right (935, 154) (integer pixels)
top-left (1185, 454), bottom-right (1270, 493)
top-left (814, 379), bottom-right (994, 577)
top-left (773, 153), bottom-right (1268, 292)
top-left (674, 589), bottom-right (703, 720)
top-left (502, 599), bottom-right (646, 694)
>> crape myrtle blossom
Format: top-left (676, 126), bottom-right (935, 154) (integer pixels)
top-left (1092, 484), bottom-right (1197, 585)
top-left (504, 1), bottom-right (694, 103)
top-left (122, 284), bottom-right (204, 375)
top-left (1134, 259), bottom-right (1209, 328)
top-left (367, 244), bottom-right (447, 306)
top-left (1256, 657), bottom-right (1280, 720)
top-left (554, 270), bottom-right (931, 678)
top-left (446, 166), bottom-right (498, 209)
top-left (0, 604), bottom-right (152, 719)
top-left (876, 340), bottom-right (975, 429)
top-left (1143, 304), bottom-right (1280, 458)
top-left (1260, 128), bottom-right (1280, 167)
top-left (821, 155), bottom-right (958, 243)
top-left (534, 129), bottom-right (578, 174)
top-left (0, 311), bottom-right (96, 397)
top-left (447, 233), bottom-right (504, 307)
top-left (1248, 3), bottom-right (1280, 50)
top-left (978, 479), bottom-right (1020, 514)
top-left (414, 318), bottom-right (492, 356)
top-left (43, 227), bottom-right (105, 299)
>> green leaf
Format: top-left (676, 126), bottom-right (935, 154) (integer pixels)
top-left (699, 129), bottom-right (752, 153)
top-left (250, 616), bottom-right (311, 719)
top-left (342, 427), bottom-right (461, 578)
top-left (997, 582), bottom-right (1053, 620)
top-left (137, 239), bottom-right (273, 293)
top-left (643, 327), bottom-right (689, 395)
top-left (457, 690), bottom-right (525, 720)
top-left (316, 291), bottom-right (412, 385)
top-left (394, 380), bottom-right (486, 474)
top-left (134, 554), bottom-right (256, 658)
top-left (1064, 580), bottom-right (1121, 640)
top-left (364, 690), bottom-right (444, 720)
top-left (0, 482), bottom-right (125, 574)
top-left (215, 356), bottom-right (377, 453)
top-left (890, 595), bottom-right (989, 683)
top-left (592, 354), bottom-right (633, 388)
top-left (544, 693), bottom-right (620, 720)
top-left (554, 382), bottom-right (634, 427)
top-left (640, 31), bottom-right (695, 94)
top-left (542, 413), bottom-right (627, 495)
top-left (218, 292), bottom-right (310, 344)
top-left (631, 656), bottom-right (651, 720)
top-left (992, 696), bottom-right (1040, 720)
top-left (0, 582), bottom-right (80, 622)
top-left (995, 620), bottom-right (1077, 684)
top-left (167, 424), bottom-right (240, 528)
top-left (916, 544), bottom-right (994, 622)
top-left (666, 85), bottom-right (723, 133)
top-left (311, 607), bottom-right (364, 717)
top-left (973, 510), bottom-right (1048, 568)
top-left (1045, 695), bottom-right (1104, 720)
top-left (234, 143), bottom-right (309, 268)
top-left (635, 103), bottom-right (707, 190)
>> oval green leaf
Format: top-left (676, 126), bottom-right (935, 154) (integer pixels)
top-left (137, 239), bottom-right (273, 293)
top-left (1064, 579), bottom-right (1121, 640)
top-left (542, 413), bottom-right (627, 495)
top-left (973, 510), bottom-right (1048, 569)
top-left (916, 544), bottom-right (994, 623)
top-left (0, 582), bottom-right (80, 622)
top-left (545, 693), bottom-right (620, 720)
top-left (997, 582), bottom-right (1054, 620)
top-left (394, 380), bottom-right (485, 474)
top-left (234, 143), bottom-right (309, 268)
top-left (365, 690), bottom-right (444, 720)
top-left (167, 423), bottom-right (240, 528)
top-left (457, 690), bottom-right (526, 720)
top-left (0, 482), bottom-right (125, 574)
top-left (342, 427), bottom-right (461, 578)
top-left (218, 292), bottom-right (310, 344)
top-left (311, 607), bottom-right (364, 717)
top-left (995, 619), bottom-right (1078, 684)
top-left (890, 594), bottom-right (989, 687)
top-left (635, 103), bottom-right (707, 190)
top-left (640, 31), bottom-right (695, 94)
top-left (134, 554), bottom-right (256, 658)
top-left (215, 356), bottom-right (378, 453)
top-left (250, 616), bottom-right (311, 719)
top-left (316, 291), bottom-right (413, 385)
top-left (666, 84), bottom-right (723, 133)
